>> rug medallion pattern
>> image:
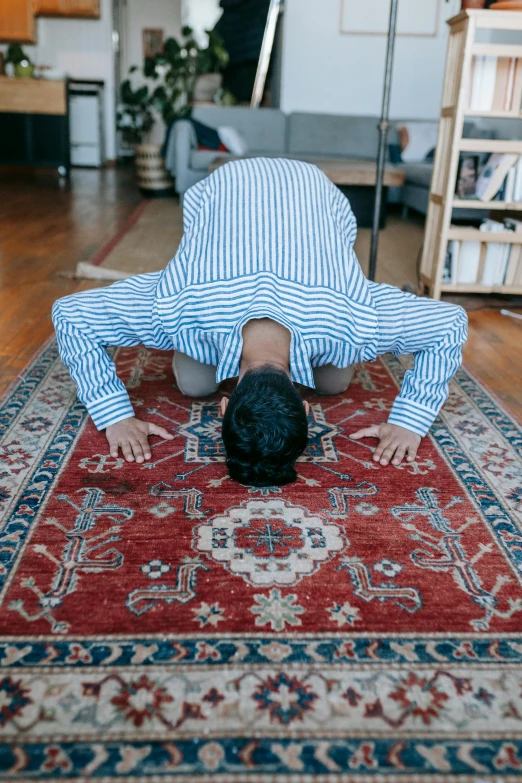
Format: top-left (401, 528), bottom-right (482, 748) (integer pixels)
top-left (1, 342), bottom-right (522, 780)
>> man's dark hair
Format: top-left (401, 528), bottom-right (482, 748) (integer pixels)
top-left (222, 365), bottom-right (309, 487)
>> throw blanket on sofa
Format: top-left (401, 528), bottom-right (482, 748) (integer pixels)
top-left (162, 118), bottom-right (229, 159)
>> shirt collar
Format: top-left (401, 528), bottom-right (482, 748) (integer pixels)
top-left (216, 309), bottom-right (314, 388)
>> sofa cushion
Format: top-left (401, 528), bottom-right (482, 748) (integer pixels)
top-left (192, 106), bottom-right (287, 153)
top-left (288, 113), bottom-right (380, 158)
top-left (191, 149), bottom-right (235, 171)
top-left (218, 126), bottom-right (248, 155)
top-left (396, 121), bottom-right (439, 163)
top-left (400, 162), bottom-right (433, 189)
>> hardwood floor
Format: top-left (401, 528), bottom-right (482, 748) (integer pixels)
top-left (0, 166), bottom-right (521, 424)
top-left (0, 166), bottom-right (140, 398)
top-left (465, 308), bottom-right (522, 423)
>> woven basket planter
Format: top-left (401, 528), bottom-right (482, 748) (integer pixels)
top-left (135, 143), bottom-right (173, 197)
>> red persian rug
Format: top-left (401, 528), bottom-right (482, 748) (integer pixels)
top-left (1, 341), bottom-right (522, 781)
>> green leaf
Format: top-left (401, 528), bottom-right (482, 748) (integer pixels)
top-left (164, 37), bottom-right (182, 62)
top-left (151, 85), bottom-right (168, 101)
top-left (120, 79), bottom-right (134, 103)
top-left (143, 57), bottom-right (157, 78)
top-left (135, 85), bottom-right (150, 103)
top-left (6, 43), bottom-right (30, 65)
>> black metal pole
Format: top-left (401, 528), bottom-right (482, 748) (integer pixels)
top-left (369, 0), bottom-right (399, 282)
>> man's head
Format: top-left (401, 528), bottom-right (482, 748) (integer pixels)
top-left (221, 365), bottom-right (309, 486)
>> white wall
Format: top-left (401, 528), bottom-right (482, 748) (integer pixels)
top-left (9, 0), bottom-right (117, 159)
top-left (280, 0), bottom-right (462, 119)
top-left (182, 0), bottom-right (222, 47)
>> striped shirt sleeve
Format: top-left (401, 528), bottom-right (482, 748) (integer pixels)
top-left (371, 284), bottom-right (468, 436)
top-left (52, 273), bottom-right (163, 431)
top-left (182, 178), bottom-right (207, 233)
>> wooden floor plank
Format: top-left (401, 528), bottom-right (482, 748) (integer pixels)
top-left (0, 167), bottom-right (139, 398)
top-left (464, 309), bottom-right (522, 423)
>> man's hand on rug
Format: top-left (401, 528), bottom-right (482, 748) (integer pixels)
top-left (106, 417), bottom-right (174, 463)
top-left (349, 423), bottom-right (421, 466)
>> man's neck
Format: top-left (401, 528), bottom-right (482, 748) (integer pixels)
top-left (239, 318), bottom-right (291, 379)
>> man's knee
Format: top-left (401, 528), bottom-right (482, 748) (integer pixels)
top-left (173, 353), bottom-right (219, 397)
top-left (313, 364), bottom-right (354, 396)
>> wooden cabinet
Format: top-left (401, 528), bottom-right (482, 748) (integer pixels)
top-left (0, 0), bottom-right (35, 43)
top-left (34, 0), bottom-right (68, 14)
top-left (33, 0), bottom-right (100, 18)
top-left (0, 76), bottom-right (67, 115)
top-left (0, 0), bottom-right (100, 44)
top-left (67, 0), bottom-right (100, 16)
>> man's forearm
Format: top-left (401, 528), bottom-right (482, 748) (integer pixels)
top-left (388, 304), bottom-right (468, 436)
top-left (52, 300), bottom-right (135, 430)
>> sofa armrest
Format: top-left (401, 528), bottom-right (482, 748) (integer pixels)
top-left (164, 119), bottom-right (197, 194)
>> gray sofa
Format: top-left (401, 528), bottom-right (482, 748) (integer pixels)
top-left (165, 107), bottom-right (515, 219)
top-left (166, 106), bottom-right (391, 195)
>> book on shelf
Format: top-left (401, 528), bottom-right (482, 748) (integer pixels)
top-left (493, 56), bottom-right (512, 111)
top-left (470, 55), bottom-right (522, 113)
top-left (458, 155), bottom-right (522, 203)
top-left (444, 235), bottom-right (481, 285)
top-left (512, 59), bottom-right (522, 113)
top-left (514, 157), bottom-right (522, 201)
top-left (457, 239), bottom-right (481, 285)
top-left (470, 56), bottom-right (497, 111)
top-left (445, 218), bottom-right (522, 288)
top-left (504, 218), bottom-right (522, 286)
top-left (475, 154), bottom-right (519, 201)
top-left (480, 220), bottom-right (510, 285)
top-left (443, 240), bottom-right (459, 285)
top-left (504, 165), bottom-right (517, 203)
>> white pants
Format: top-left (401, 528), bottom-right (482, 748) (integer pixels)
top-left (172, 352), bottom-right (354, 397)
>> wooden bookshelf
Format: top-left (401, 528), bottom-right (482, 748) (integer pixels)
top-left (439, 283), bottom-right (522, 293)
top-left (420, 10), bottom-right (522, 299)
top-left (458, 139), bottom-right (522, 153)
top-left (466, 109), bottom-right (522, 118)
top-left (452, 200), bottom-right (522, 209)
top-left (448, 227), bottom-right (522, 241)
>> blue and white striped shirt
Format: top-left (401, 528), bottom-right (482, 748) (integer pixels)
top-left (52, 157), bottom-right (467, 437)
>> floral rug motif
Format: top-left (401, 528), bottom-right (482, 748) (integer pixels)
top-left (1, 341), bottom-right (522, 781)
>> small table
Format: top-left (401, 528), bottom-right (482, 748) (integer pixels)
top-left (209, 155), bottom-right (405, 227)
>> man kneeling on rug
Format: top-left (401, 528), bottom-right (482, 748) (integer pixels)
top-left (52, 158), bottom-right (467, 487)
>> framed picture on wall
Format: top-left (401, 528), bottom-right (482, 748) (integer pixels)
top-left (142, 28), bottom-right (164, 59)
top-left (340, 0), bottom-right (441, 37)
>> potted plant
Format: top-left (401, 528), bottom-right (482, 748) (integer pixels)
top-left (145, 26), bottom-right (230, 120)
top-left (5, 43), bottom-right (35, 78)
top-left (117, 70), bottom-right (155, 147)
top-left (118, 29), bottom-right (230, 195)
top-left (117, 68), bottom-right (173, 196)
top-left (194, 29), bottom-right (229, 103)
top-left (144, 34), bottom-right (192, 127)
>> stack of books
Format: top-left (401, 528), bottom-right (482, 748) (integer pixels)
top-left (444, 219), bottom-right (522, 287)
top-left (470, 55), bottom-right (522, 113)
top-left (457, 155), bottom-right (522, 203)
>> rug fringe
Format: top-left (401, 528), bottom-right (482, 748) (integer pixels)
top-left (75, 262), bottom-right (132, 281)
